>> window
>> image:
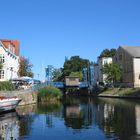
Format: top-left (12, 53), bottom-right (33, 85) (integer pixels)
top-left (0, 70), bottom-right (4, 79)
top-left (104, 60), bottom-right (107, 64)
top-left (0, 55), bottom-right (5, 63)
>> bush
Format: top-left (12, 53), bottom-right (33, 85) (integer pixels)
top-left (0, 81), bottom-right (15, 91)
top-left (37, 86), bottom-right (62, 102)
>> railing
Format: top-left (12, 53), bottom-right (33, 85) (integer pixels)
top-left (32, 81), bottom-right (88, 91)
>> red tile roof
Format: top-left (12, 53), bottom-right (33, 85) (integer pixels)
top-left (0, 39), bottom-right (20, 56)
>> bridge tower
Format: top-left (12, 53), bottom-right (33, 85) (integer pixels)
top-left (45, 65), bottom-right (54, 82)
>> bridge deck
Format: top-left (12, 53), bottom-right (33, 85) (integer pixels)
top-left (33, 81), bottom-right (88, 90)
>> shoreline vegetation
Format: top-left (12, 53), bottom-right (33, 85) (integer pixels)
top-left (37, 86), bottom-right (62, 103)
top-left (95, 87), bottom-right (140, 98)
top-left (0, 81), bottom-right (15, 91)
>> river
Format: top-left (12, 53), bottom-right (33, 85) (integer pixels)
top-left (0, 96), bottom-right (140, 140)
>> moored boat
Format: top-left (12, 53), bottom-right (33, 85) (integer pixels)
top-left (0, 96), bottom-right (21, 113)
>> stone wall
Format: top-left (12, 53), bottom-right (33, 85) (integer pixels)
top-left (0, 89), bottom-right (37, 106)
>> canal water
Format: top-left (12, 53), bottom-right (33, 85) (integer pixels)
top-left (0, 96), bottom-right (140, 140)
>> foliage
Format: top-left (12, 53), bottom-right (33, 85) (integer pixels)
top-left (101, 87), bottom-right (140, 96)
top-left (52, 68), bottom-right (63, 81)
top-left (18, 56), bottom-right (34, 78)
top-left (0, 81), bottom-right (15, 91)
top-left (103, 63), bottom-right (122, 84)
top-left (69, 71), bottom-right (83, 81)
top-left (100, 48), bottom-right (116, 57)
top-left (61, 56), bottom-right (90, 80)
top-left (37, 86), bottom-right (62, 102)
top-left (37, 102), bottom-right (62, 113)
top-left (0, 62), bottom-right (3, 70)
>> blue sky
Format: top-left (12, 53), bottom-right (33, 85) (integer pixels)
top-left (1, 0), bottom-right (140, 80)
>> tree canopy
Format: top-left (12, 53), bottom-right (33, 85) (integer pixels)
top-left (18, 56), bottom-right (34, 78)
top-left (58, 56), bottom-right (90, 81)
top-left (0, 62), bottom-right (3, 70)
top-left (100, 48), bottom-right (116, 57)
top-left (52, 68), bottom-right (63, 81)
top-left (103, 63), bottom-right (122, 84)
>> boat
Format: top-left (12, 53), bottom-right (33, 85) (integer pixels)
top-left (0, 96), bottom-right (21, 112)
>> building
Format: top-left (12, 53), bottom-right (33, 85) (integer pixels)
top-left (94, 57), bottom-right (112, 85)
top-left (82, 66), bottom-right (94, 86)
top-left (0, 40), bottom-right (20, 81)
top-left (93, 63), bottom-right (99, 85)
top-left (114, 46), bottom-right (140, 87)
top-left (65, 76), bottom-right (79, 86)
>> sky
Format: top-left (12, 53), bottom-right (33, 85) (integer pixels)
top-left (1, 0), bottom-right (140, 80)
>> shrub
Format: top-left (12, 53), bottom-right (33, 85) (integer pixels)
top-left (37, 86), bottom-right (62, 102)
top-left (0, 81), bottom-right (15, 91)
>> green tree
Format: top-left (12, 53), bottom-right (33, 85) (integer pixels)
top-left (52, 68), bottom-right (63, 81)
top-left (62, 56), bottom-right (90, 80)
top-left (69, 71), bottom-right (83, 81)
top-left (18, 57), bottom-right (34, 78)
top-left (0, 62), bottom-right (3, 70)
top-left (103, 63), bottom-right (122, 84)
top-left (100, 48), bottom-right (116, 57)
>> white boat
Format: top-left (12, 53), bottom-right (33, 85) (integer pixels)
top-left (0, 97), bottom-right (21, 112)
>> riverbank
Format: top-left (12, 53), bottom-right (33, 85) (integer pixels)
top-left (0, 89), bottom-right (37, 105)
top-left (95, 87), bottom-right (140, 99)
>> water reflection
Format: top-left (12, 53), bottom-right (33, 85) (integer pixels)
top-left (0, 111), bottom-right (19, 140)
top-left (1, 97), bottom-right (140, 140)
top-left (63, 97), bottom-right (139, 139)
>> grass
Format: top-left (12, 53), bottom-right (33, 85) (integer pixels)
top-left (100, 87), bottom-right (140, 97)
top-left (37, 86), bottom-right (63, 102)
top-left (0, 81), bottom-right (15, 91)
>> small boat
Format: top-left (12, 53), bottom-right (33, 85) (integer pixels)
top-left (0, 96), bottom-right (21, 113)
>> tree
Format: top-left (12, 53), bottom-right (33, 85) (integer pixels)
top-left (62, 56), bottom-right (90, 80)
top-left (18, 56), bottom-right (34, 78)
top-left (52, 68), bottom-right (63, 81)
top-left (69, 71), bottom-right (83, 81)
top-left (100, 48), bottom-right (116, 57)
top-left (103, 63), bottom-right (122, 84)
top-left (0, 62), bottom-right (3, 70)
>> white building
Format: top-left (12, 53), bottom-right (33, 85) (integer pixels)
top-left (94, 57), bottom-right (112, 85)
top-left (0, 40), bottom-right (20, 81)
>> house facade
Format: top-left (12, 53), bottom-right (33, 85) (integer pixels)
top-left (0, 40), bottom-right (20, 81)
top-left (114, 46), bottom-right (140, 87)
top-left (95, 57), bottom-right (112, 84)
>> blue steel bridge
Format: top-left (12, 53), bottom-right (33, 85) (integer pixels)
top-left (33, 81), bottom-right (89, 91)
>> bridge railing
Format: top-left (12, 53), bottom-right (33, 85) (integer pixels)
top-left (32, 81), bottom-right (88, 90)
top-left (79, 82), bottom-right (89, 88)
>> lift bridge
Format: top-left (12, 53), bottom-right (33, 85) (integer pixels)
top-left (33, 65), bottom-right (89, 90)
top-left (33, 81), bottom-right (89, 91)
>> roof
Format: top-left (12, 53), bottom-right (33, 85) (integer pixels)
top-left (120, 46), bottom-right (140, 58)
top-left (0, 39), bottom-right (20, 56)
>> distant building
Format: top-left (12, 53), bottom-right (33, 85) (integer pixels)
top-left (65, 76), bottom-right (79, 86)
top-left (114, 45), bottom-right (140, 87)
top-left (83, 68), bottom-right (88, 82)
top-left (82, 65), bottom-right (94, 86)
top-left (0, 40), bottom-right (20, 81)
top-left (95, 57), bottom-right (112, 84)
top-left (93, 63), bottom-right (99, 85)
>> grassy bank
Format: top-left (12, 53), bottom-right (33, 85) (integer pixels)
top-left (98, 87), bottom-right (140, 98)
top-left (0, 81), bottom-right (15, 91)
top-left (37, 86), bottom-right (63, 102)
